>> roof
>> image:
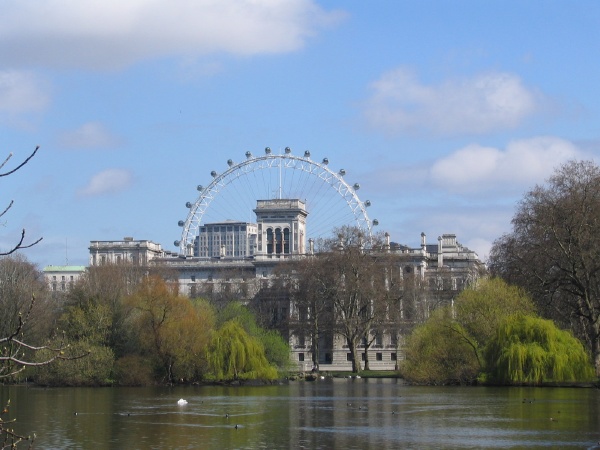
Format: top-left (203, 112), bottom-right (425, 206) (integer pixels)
top-left (43, 265), bottom-right (87, 272)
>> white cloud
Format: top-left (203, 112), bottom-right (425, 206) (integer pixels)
top-left (0, 70), bottom-right (50, 115)
top-left (430, 136), bottom-right (582, 194)
top-left (78, 169), bottom-right (133, 197)
top-left (58, 122), bottom-right (122, 149)
top-left (364, 68), bottom-right (539, 135)
top-left (0, 0), bottom-right (344, 70)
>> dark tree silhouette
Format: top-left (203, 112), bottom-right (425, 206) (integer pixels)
top-left (0, 146), bottom-right (84, 448)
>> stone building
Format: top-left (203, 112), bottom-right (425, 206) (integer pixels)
top-left (89, 237), bottom-right (165, 266)
top-left (43, 265), bottom-right (87, 293)
top-left (87, 200), bottom-right (485, 372)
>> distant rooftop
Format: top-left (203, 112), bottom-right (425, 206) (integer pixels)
top-left (43, 265), bottom-right (86, 272)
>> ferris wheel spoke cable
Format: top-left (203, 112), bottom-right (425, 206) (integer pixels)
top-left (178, 148), bottom-right (374, 253)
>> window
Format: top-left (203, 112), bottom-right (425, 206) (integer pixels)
top-left (361, 353), bottom-right (366, 361)
top-left (391, 353), bottom-right (397, 361)
top-left (325, 353), bottom-right (332, 363)
top-left (191, 275), bottom-right (196, 282)
top-left (298, 353), bottom-right (305, 362)
top-left (298, 334), bottom-right (305, 348)
top-left (346, 353), bottom-right (352, 361)
top-left (376, 353), bottom-right (383, 361)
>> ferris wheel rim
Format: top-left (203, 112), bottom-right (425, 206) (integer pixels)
top-left (176, 148), bottom-right (373, 254)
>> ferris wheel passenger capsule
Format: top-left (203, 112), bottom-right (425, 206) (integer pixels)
top-left (227, 159), bottom-right (234, 166)
top-left (246, 151), bottom-right (253, 159)
top-left (322, 157), bottom-right (329, 165)
top-left (373, 219), bottom-right (379, 226)
top-left (285, 147), bottom-right (291, 154)
top-left (178, 220), bottom-right (184, 227)
top-left (353, 183), bottom-right (360, 190)
top-left (174, 240), bottom-right (181, 247)
top-left (264, 147), bottom-right (271, 154)
top-left (339, 169), bottom-right (346, 176)
top-left (186, 202), bottom-right (192, 208)
top-left (304, 150), bottom-right (311, 158)
top-left (364, 200), bottom-right (371, 207)
top-left (197, 185), bottom-right (203, 191)
top-left (211, 170), bottom-right (217, 177)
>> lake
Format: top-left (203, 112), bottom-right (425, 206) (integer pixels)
top-left (2, 379), bottom-right (599, 449)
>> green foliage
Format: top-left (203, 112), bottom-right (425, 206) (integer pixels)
top-left (401, 278), bottom-right (593, 385)
top-left (456, 278), bottom-right (536, 347)
top-left (34, 341), bottom-right (114, 386)
top-left (259, 329), bottom-right (292, 372)
top-left (60, 302), bottom-right (113, 345)
top-left (206, 320), bottom-right (278, 381)
top-left (484, 315), bottom-right (595, 384)
top-left (113, 355), bottom-right (154, 386)
top-left (400, 308), bottom-right (480, 385)
top-left (125, 276), bottom-right (214, 383)
top-left (216, 301), bottom-right (291, 371)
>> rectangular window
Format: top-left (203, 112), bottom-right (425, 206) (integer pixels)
top-left (391, 353), bottom-right (397, 361)
top-left (376, 353), bottom-right (383, 361)
top-left (298, 353), bottom-right (305, 362)
top-left (298, 334), bottom-right (305, 347)
top-left (346, 353), bottom-right (352, 361)
top-left (361, 353), bottom-right (366, 361)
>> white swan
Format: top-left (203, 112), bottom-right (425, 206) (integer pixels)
top-left (177, 399), bottom-right (188, 405)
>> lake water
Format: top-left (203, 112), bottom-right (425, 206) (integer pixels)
top-left (2, 379), bottom-right (600, 449)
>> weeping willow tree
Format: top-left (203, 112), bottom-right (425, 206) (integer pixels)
top-left (206, 320), bottom-right (278, 381)
top-left (400, 308), bottom-right (481, 385)
top-left (484, 315), bottom-right (595, 385)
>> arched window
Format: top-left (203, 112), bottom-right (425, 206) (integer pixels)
top-left (275, 228), bottom-right (282, 254)
top-left (266, 228), bottom-right (274, 254)
top-left (283, 228), bottom-right (290, 253)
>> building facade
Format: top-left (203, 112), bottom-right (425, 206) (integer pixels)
top-left (194, 221), bottom-right (258, 258)
top-left (89, 237), bottom-right (165, 266)
top-left (43, 265), bottom-right (87, 293)
top-left (87, 201), bottom-right (485, 372)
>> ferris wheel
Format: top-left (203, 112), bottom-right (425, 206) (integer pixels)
top-left (175, 147), bottom-right (377, 255)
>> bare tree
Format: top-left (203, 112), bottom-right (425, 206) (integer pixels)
top-left (489, 160), bottom-right (600, 375)
top-left (0, 146), bottom-right (42, 256)
top-left (0, 146), bottom-right (82, 448)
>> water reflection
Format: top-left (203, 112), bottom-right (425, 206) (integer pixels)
top-left (1, 380), bottom-right (599, 449)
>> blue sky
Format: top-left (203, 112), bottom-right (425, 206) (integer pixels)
top-left (1, 0), bottom-right (598, 268)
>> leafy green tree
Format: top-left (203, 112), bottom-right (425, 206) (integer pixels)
top-left (160, 298), bottom-right (215, 381)
top-left (65, 264), bottom-right (146, 357)
top-left (400, 308), bottom-right (479, 385)
top-left (34, 341), bottom-right (114, 386)
top-left (453, 278), bottom-right (536, 366)
top-left (485, 315), bottom-right (595, 384)
top-left (489, 160), bottom-right (600, 375)
top-left (402, 278), bottom-right (546, 385)
top-left (218, 301), bottom-right (291, 371)
top-left (206, 320), bottom-right (278, 381)
top-left (126, 276), bottom-right (212, 383)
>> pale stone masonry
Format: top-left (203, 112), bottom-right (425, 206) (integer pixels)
top-left (86, 200), bottom-right (485, 372)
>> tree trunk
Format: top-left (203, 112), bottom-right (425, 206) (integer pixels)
top-left (347, 337), bottom-right (361, 373)
top-left (311, 326), bottom-right (320, 371)
top-left (363, 339), bottom-right (371, 371)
